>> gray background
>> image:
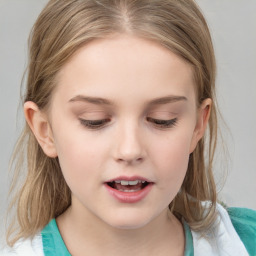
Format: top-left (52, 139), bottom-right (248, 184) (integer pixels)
top-left (1, 0), bottom-right (256, 240)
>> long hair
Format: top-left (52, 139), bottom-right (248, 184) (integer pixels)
top-left (7, 0), bottom-right (218, 246)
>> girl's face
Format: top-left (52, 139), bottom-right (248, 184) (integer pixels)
top-left (40, 35), bottom-right (210, 229)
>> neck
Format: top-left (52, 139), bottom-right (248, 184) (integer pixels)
top-left (57, 202), bottom-right (185, 256)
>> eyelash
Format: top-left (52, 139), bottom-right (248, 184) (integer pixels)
top-left (79, 118), bottom-right (111, 129)
top-left (79, 117), bottom-right (178, 130)
top-left (146, 117), bottom-right (178, 128)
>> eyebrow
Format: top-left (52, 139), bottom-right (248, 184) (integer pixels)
top-left (69, 95), bottom-right (112, 105)
top-left (148, 95), bottom-right (187, 105)
top-left (68, 95), bottom-right (187, 105)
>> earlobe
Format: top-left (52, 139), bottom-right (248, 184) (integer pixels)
top-left (189, 98), bottom-right (212, 153)
top-left (24, 101), bottom-right (57, 158)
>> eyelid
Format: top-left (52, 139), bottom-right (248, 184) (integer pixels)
top-left (146, 117), bottom-right (178, 128)
top-left (78, 116), bottom-right (178, 130)
top-left (79, 118), bottom-right (111, 129)
top-left (147, 110), bottom-right (178, 117)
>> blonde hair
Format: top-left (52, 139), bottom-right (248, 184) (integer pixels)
top-left (7, 0), bottom-right (218, 246)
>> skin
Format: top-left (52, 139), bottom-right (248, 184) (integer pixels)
top-left (24, 34), bottom-right (211, 256)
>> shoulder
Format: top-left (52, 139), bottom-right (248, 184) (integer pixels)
top-left (191, 203), bottom-right (254, 256)
top-left (227, 206), bottom-right (256, 255)
top-left (0, 234), bottom-right (44, 256)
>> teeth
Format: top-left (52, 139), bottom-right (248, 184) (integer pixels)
top-left (119, 188), bottom-right (141, 192)
top-left (115, 180), bottom-right (146, 186)
top-left (128, 180), bottom-right (139, 185)
top-left (120, 180), bottom-right (129, 185)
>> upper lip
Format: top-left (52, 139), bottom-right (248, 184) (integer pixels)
top-left (105, 176), bottom-right (153, 183)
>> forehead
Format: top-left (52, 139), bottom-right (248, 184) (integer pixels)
top-left (55, 34), bottom-right (196, 106)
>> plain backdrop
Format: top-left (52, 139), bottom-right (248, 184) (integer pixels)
top-left (1, 0), bottom-right (256, 241)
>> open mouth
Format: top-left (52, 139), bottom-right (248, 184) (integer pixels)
top-left (106, 180), bottom-right (150, 192)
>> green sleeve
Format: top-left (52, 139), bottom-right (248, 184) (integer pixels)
top-left (228, 207), bottom-right (256, 255)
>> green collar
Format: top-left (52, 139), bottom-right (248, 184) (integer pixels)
top-left (42, 219), bottom-right (71, 256)
top-left (183, 220), bottom-right (194, 256)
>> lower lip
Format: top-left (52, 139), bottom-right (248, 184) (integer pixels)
top-left (104, 183), bottom-right (153, 203)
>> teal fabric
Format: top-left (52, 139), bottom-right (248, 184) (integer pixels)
top-left (183, 221), bottom-right (194, 256)
top-left (41, 208), bottom-right (256, 255)
top-left (41, 219), bottom-right (194, 255)
top-left (41, 219), bottom-right (71, 256)
top-left (228, 207), bottom-right (256, 255)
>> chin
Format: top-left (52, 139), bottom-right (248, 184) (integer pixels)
top-left (110, 220), bottom-right (150, 230)
top-left (102, 209), bottom-right (155, 230)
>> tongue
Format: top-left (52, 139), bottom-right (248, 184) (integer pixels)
top-left (114, 183), bottom-right (143, 191)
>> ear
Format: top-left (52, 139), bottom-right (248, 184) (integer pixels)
top-left (24, 101), bottom-right (57, 158)
top-left (189, 98), bottom-right (212, 153)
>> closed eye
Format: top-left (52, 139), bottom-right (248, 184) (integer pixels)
top-left (79, 117), bottom-right (177, 130)
top-left (79, 118), bottom-right (111, 129)
top-left (146, 117), bottom-right (178, 128)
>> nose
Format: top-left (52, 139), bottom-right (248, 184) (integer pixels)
top-left (113, 121), bottom-right (145, 165)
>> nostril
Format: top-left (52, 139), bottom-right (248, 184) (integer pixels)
top-left (116, 157), bottom-right (144, 164)
top-left (114, 136), bottom-right (145, 163)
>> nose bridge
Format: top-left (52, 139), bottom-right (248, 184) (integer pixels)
top-left (114, 117), bottom-right (145, 164)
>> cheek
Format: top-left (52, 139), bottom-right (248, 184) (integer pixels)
top-left (149, 129), bottom-right (193, 183)
top-left (52, 127), bottom-right (107, 187)
top-left (54, 137), bottom-right (109, 205)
